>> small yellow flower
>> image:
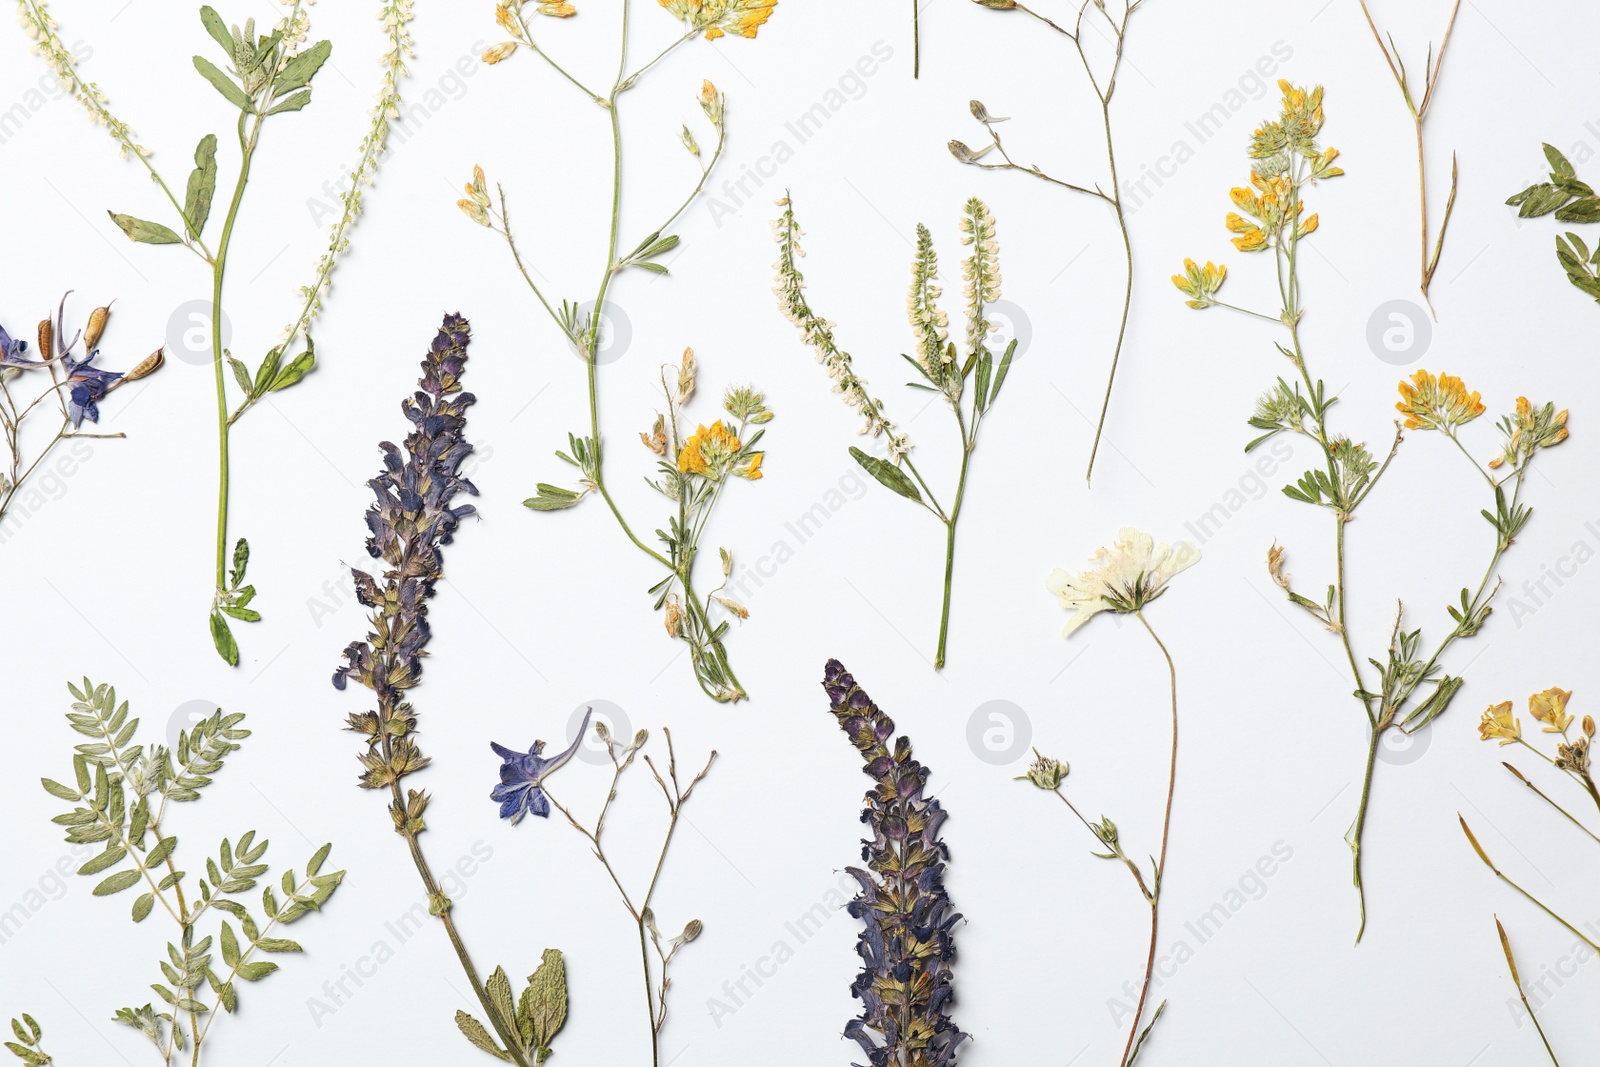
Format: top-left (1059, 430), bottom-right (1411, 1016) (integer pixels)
top-left (1478, 701), bottom-right (1521, 746)
top-left (481, 41), bottom-right (519, 64)
top-left (1528, 687), bottom-right (1574, 734)
top-left (1171, 258), bottom-right (1227, 309)
top-left (659, 0), bottom-right (776, 39)
top-left (535, 0), bottom-right (576, 15)
top-left (1299, 213), bottom-right (1319, 237)
top-left (1395, 369), bottom-right (1485, 431)
top-left (677, 420), bottom-right (741, 476)
top-left (734, 452), bottom-right (763, 480)
top-left (713, 594), bottom-right (749, 620)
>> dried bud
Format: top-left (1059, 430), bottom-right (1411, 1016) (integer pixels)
top-left (626, 728), bottom-right (649, 754)
top-left (713, 595), bottom-right (748, 621)
top-left (482, 41), bottom-right (519, 64)
top-left (1585, 715), bottom-right (1595, 739)
top-left (680, 124), bottom-right (700, 157)
top-left (1267, 542), bottom-right (1290, 589)
top-left (676, 919), bottom-right (703, 943)
top-left (122, 348), bottom-right (165, 382)
top-left (676, 347), bottom-right (697, 404)
top-left (640, 413), bottom-right (667, 455)
top-left (968, 99), bottom-right (1006, 124)
top-left (663, 594), bottom-right (686, 637)
top-left (458, 199), bottom-right (490, 226)
top-left (84, 304), bottom-right (112, 350)
top-left (699, 80), bottom-right (721, 125)
top-left (1016, 751), bottom-right (1068, 789)
top-left (719, 546), bottom-right (733, 577)
top-left (642, 907), bottom-right (659, 937)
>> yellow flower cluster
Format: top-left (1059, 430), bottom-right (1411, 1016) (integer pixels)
top-left (1478, 701), bottom-right (1520, 746)
top-left (1479, 688), bottom-right (1587, 747)
top-left (658, 0), bottom-right (776, 39)
top-left (1394, 369), bottom-right (1485, 431)
top-left (676, 421), bottom-right (761, 479)
top-left (1171, 259), bottom-right (1227, 309)
top-left (1489, 396), bottom-right (1570, 469)
top-left (1225, 174), bottom-right (1316, 252)
top-left (457, 165), bottom-right (492, 226)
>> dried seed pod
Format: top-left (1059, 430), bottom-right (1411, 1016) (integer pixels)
top-left (37, 318), bottom-right (52, 361)
top-left (84, 304), bottom-right (112, 350)
top-left (123, 349), bottom-right (165, 382)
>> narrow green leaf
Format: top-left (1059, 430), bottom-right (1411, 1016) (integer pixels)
top-left (265, 89), bottom-right (312, 116)
top-left (192, 56), bottom-right (253, 112)
top-left (183, 133), bottom-right (218, 238)
top-left (93, 869), bottom-right (143, 896)
top-left (199, 6), bottom-right (234, 56)
top-left (132, 892), bottom-right (155, 922)
top-left (107, 212), bottom-right (184, 245)
top-left (849, 447), bottom-right (921, 504)
top-left (210, 612), bottom-right (239, 666)
top-left (272, 40), bottom-right (331, 96)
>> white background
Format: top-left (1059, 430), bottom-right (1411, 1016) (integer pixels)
top-left (2, 0), bottom-right (1598, 1064)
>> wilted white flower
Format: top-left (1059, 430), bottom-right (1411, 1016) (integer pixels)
top-left (1045, 528), bottom-right (1199, 636)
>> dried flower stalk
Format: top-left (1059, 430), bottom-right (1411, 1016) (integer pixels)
top-left (773, 196), bottom-right (1020, 669)
top-left (822, 660), bottom-right (965, 1067)
top-left (1179, 81), bottom-right (1569, 940)
top-left (951, 0), bottom-right (1144, 485)
top-left (465, 0), bottom-right (778, 703)
top-left (17, 0), bottom-right (414, 664)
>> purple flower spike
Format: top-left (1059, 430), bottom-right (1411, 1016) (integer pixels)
top-left (490, 708), bottom-right (592, 824)
top-left (823, 659), bottom-right (966, 1067)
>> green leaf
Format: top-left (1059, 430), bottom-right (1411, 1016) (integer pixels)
top-left (253, 937), bottom-right (302, 953)
top-left (520, 948), bottom-right (567, 1054)
top-left (848, 447), bottom-right (921, 504)
top-left (234, 960), bottom-right (278, 982)
top-left (524, 484), bottom-right (583, 511)
top-left (268, 345), bottom-right (315, 391)
top-left (1555, 196), bottom-right (1600, 224)
top-left (1543, 143), bottom-right (1576, 182)
top-left (93, 869), bottom-right (143, 896)
top-left (306, 843), bottom-right (331, 878)
top-left (210, 611), bottom-right (239, 666)
top-left (184, 133), bottom-right (218, 238)
top-left (132, 892), bottom-right (155, 922)
top-left (988, 337), bottom-right (1017, 406)
top-left (252, 348), bottom-right (282, 396)
top-left (107, 212), bottom-right (184, 245)
top-left (79, 845), bottom-right (128, 875)
top-left (199, 6), bottom-right (234, 57)
top-left (192, 56), bottom-right (254, 112)
top-left (221, 921), bottom-right (241, 968)
top-left (227, 353), bottom-right (253, 396)
top-left (273, 40), bottom-right (331, 96)
top-left (41, 777), bottom-right (80, 801)
top-left (265, 90), bottom-right (312, 116)
top-left (454, 1011), bottom-right (512, 1061)
top-left (486, 967), bottom-right (518, 1036)
top-left (221, 605), bottom-right (262, 622)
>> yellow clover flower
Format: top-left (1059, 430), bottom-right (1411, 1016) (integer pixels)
top-left (659, 0), bottom-right (777, 40)
top-left (1395, 369), bottom-right (1485, 431)
top-left (1528, 687), bottom-right (1574, 734)
top-left (677, 420), bottom-right (742, 476)
top-left (1172, 259), bottom-right (1227, 309)
top-left (1477, 701), bottom-right (1521, 746)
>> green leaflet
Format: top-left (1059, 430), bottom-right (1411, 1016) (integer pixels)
top-left (192, 55), bottom-right (253, 112)
top-left (849, 447), bottom-right (921, 503)
top-left (184, 134), bottom-right (218, 238)
top-left (107, 212), bottom-right (183, 245)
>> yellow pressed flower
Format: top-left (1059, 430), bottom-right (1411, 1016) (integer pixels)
top-left (1172, 258), bottom-right (1227, 309)
top-left (1395, 369), bottom-right (1485, 431)
top-left (1528, 687), bottom-right (1574, 734)
top-left (677, 420), bottom-right (741, 475)
top-left (1231, 227), bottom-right (1267, 252)
top-left (1478, 701), bottom-right (1520, 746)
top-left (1299, 213), bottom-right (1319, 236)
top-left (481, 41), bottom-right (519, 64)
top-left (734, 452), bottom-right (763, 480)
top-left (659, 0), bottom-right (776, 40)
top-left (535, 0), bottom-right (576, 15)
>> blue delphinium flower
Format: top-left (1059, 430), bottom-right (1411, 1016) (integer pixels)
top-left (490, 708), bottom-right (591, 824)
top-left (0, 322), bottom-right (40, 368)
top-left (61, 350), bottom-right (122, 427)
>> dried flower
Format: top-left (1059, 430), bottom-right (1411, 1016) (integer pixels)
top-left (1478, 702), bottom-right (1520, 746)
top-left (1395, 369), bottom-right (1485, 431)
top-left (490, 709), bottom-right (590, 823)
top-left (822, 660), bottom-right (966, 1067)
top-left (676, 420), bottom-right (741, 477)
top-left (1046, 528), bottom-right (1199, 637)
top-left (335, 314), bottom-right (478, 789)
top-left (1017, 751), bottom-right (1069, 790)
top-left (1528, 688), bottom-right (1573, 734)
top-left (658, 0), bottom-right (777, 39)
top-left (1172, 258), bottom-right (1227, 309)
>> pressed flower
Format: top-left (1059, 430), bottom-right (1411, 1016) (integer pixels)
top-left (658, 0), bottom-right (776, 39)
top-left (1528, 687), bottom-right (1573, 734)
top-left (0, 322), bottom-right (41, 368)
top-left (676, 420), bottom-right (740, 476)
top-left (733, 452), bottom-right (763, 480)
top-left (1172, 258), bottom-right (1227, 309)
top-left (1017, 750), bottom-right (1069, 789)
top-left (822, 660), bottom-right (965, 1067)
top-left (1046, 528), bottom-right (1199, 637)
top-left (1395, 369), bottom-right (1485, 431)
top-left (490, 709), bottom-right (590, 823)
top-left (1478, 701), bottom-right (1520, 746)
top-left (482, 40), bottom-right (519, 63)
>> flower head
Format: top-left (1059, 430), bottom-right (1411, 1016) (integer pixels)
top-left (1395, 369), bottom-right (1485, 431)
top-left (659, 0), bottom-right (776, 39)
top-left (1172, 258), bottom-right (1227, 309)
top-left (61, 348), bottom-right (122, 427)
top-left (1489, 396), bottom-right (1569, 469)
top-left (1528, 687), bottom-right (1573, 734)
top-left (490, 708), bottom-right (590, 824)
top-left (1017, 750), bottom-right (1068, 790)
top-left (676, 420), bottom-right (742, 477)
top-left (0, 321), bottom-right (40, 369)
top-left (1477, 701), bottom-right (1520, 746)
top-left (1045, 528), bottom-right (1199, 637)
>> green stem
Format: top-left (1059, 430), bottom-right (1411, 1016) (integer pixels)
top-left (912, 0), bottom-right (920, 78)
top-left (933, 431), bottom-right (970, 670)
top-left (211, 119), bottom-right (258, 596)
top-left (1348, 721), bottom-right (1381, 944)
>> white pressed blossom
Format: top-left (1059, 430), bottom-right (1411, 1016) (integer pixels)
top-left (907, 224), bottom-right (951, 383)
top-left (771, 197), bottom-right (912, 456)
top-left (1046, 527), bottom-right (1199, 637)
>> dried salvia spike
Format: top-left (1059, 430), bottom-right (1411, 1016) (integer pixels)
top-left (822, 660), bottom-right (965, 1066)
